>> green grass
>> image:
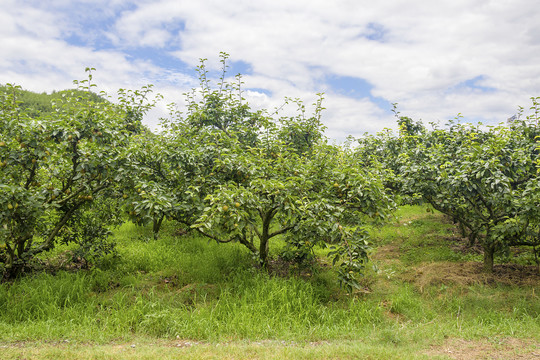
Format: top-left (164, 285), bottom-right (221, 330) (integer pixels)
top-left (0, 340), bottom-right (441, 360)
top-left (0, 205), bottom-right (539, 359)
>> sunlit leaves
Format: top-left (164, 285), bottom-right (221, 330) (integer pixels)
top-left (0, 74), bottom-right (157, 278)
top-left (398, 111), bottom-right (540, 272)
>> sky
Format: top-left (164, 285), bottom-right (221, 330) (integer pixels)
top-left (1, 0), bottom-right (539, 141)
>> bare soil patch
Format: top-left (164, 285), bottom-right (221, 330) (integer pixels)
top-left (405, 261), bottom-right (540, 291)
top-left (426, 338), bottom-right (540, 360)
top-left (372, 244), bottom-right (401, 261)
top-left (265, 256), bottom-right (323, 279)
top-left (443, 234), bottom-right (484, 256)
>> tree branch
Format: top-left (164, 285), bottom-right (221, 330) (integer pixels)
top-left (269, 225), bottom-right (295, 239)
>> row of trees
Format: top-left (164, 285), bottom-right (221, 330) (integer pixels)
top-left (355, 105), bottom-right (540, 272)
top-left (2, 55), bottom-right (539, 285)
top-left (119, 57), bottom-right (394, 291)
top-left (0, 59), bottom-right (393, 291)
top-left (0, 70), bottom-right (157, 279)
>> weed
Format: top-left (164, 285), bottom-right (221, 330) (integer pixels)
top-left (0, 206), bottom-right (538, 358)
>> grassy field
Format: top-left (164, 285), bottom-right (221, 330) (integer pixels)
top-left (0, 205), bottom-right (538, 359)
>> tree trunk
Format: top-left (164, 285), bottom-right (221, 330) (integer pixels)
top-left (2, 248), bottom-right (23, 281)
top-left (153, 215), bottom-right (164, 240)
top-left (259, 235), bottom-right (269, 268)
top-left (2, 235), bottom-right (33, 281)
top-left (258, 208), bottom-right (273, 268)
top-left (483, 244), bottom-right (494, 273)
top-left (458, 221), bottom-right (467, 238)
top-left (468, 230), bottom-right (478, 247)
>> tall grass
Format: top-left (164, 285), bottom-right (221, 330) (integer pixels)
top-left (0, 221), bottom-right (384, 342)
top-left (0, 207), bottom-right (538, 349)
top-left (0, 269), bottom-right (384, 342)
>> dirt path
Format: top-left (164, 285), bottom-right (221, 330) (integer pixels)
top-left (425, 338), bottom-right (540, 359)
top-left (2, 338), bottom-right (539, 359)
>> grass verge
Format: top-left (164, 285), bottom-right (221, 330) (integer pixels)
top-left (0, 205), bottom-right (538, 359)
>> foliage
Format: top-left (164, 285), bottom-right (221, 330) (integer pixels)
top-left (0, 85), bottom-right (105, 119)
top-left (3, 54), bottom-right (538, 285)
top-left (351, 106), bottom-right (425, 203)
top-left (0, 206), bottom-right (538, 358)
top-left (59, 196), bottom-right (123, 268)
top-left (121, 53), bottom-right (394, 291)
top-left (0, 69), bottom-right (157, 279)
top-left (351, 100), bottom-right (540, 272)
top-left (396, 102), bottom-right (540, 272)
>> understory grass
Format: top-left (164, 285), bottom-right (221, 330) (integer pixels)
top-left (0, 206), bottom-right (538, 359)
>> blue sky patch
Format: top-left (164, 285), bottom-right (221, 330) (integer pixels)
top-left (326, 74), bottom-right (372, 98)
top-left (245, 88), bottom-right (272, 97)
top-left (326, 74), bottom-right (393, 112)
top-left (228, 60), bottom-right (253, 76)
top-left (125, 48), bottom-right (193, 75)
top-left (365, 22), bottom-right (388, 42)
top-left (455, 75), bottom-right (497, 93)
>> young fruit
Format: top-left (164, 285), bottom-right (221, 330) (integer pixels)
top-left (7, 204), bottom-right (13, 210)
top-left (0, 141), bottom-right (5, 147)
top-left (222, 205), bottom-right (229, 211)
top-left (235, 202), bottom-right (241, 208)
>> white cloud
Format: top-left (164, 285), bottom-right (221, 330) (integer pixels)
top-left (1, 0), bottom-right (540, 140)
top-left (111, 1), bottom-right (539, 124)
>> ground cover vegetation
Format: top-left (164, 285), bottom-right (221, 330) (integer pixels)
top-left (1, 55), bottom-right (539, 358)
top-left (0, 71), bottom-right (158, 280)
top-left (367, 105), bottom-right (540, 273)
top-left (0, 206), bottom-right (538, 359)
top-left (114, 54), bottom-right (394, 290)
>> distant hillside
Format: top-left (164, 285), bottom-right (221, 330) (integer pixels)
top-left (0, 84), bottom-right (156, 137)
top-left (0, 85), bottom-right (107, 118)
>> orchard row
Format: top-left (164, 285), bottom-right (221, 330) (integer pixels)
top-left (1, 60), bottom-right (539, 286)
